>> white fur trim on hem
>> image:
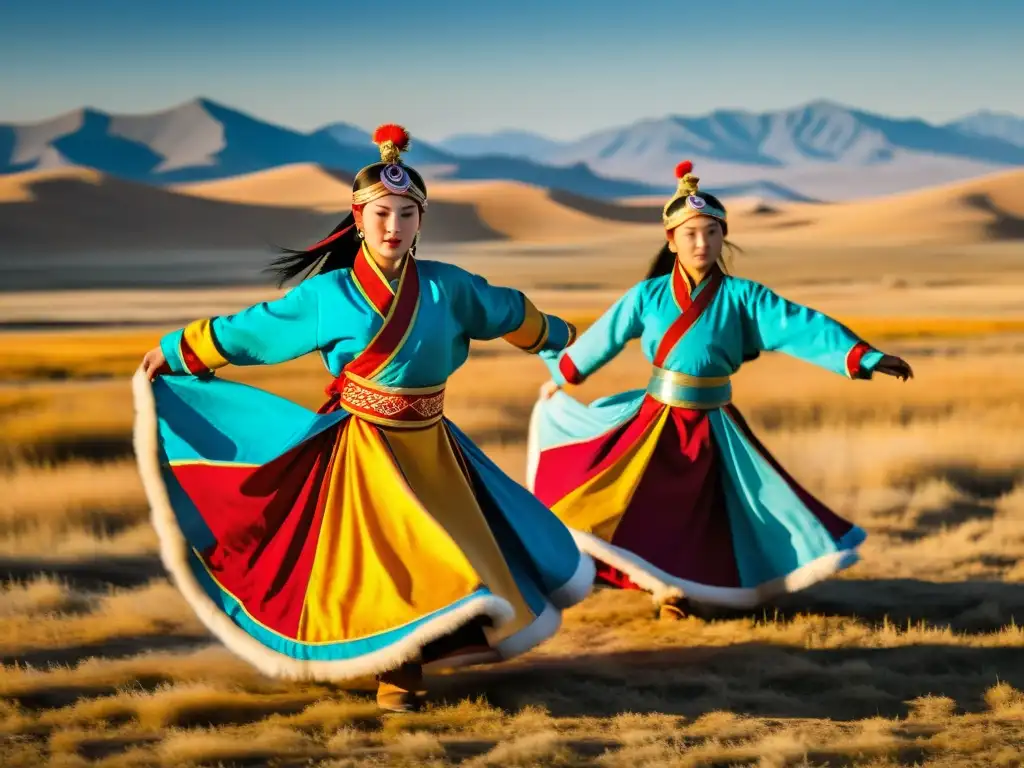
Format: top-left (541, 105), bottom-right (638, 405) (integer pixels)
top-left (548, 551), bottom-right (596, 609)
top-left (421, 601), bottom-right (564, 672)
top-left (572, 529), bottom-right (860, 609)
top-left (495, 600), bottom-right (562, 659)
top-left (132, 368), bottom-right (517, 683)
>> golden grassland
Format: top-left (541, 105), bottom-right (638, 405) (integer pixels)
top-left (4, 246), bottom-right (1024, 765)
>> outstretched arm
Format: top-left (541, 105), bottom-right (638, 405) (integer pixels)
top-left (742, 282), bottom-right (912, 380)
top-left (154, 279), bottom-right (323, 376)
top-left (540, 282), bottom-right (645, 387)
top-left (448, 267), bottom-right (576, 354)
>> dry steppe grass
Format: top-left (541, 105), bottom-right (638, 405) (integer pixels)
top-left (3, 240), bottom-right (1024, 765)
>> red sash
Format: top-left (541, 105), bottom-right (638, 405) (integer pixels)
top-left (652, 264), bottom-right (723, 368)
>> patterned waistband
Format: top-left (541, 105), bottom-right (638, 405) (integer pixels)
top-left (646, 367), bottom-right (732, 410)
top-left (334, 372), bottom-right (446, 428)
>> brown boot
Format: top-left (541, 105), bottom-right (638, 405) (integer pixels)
top-left (376, 661), bottom-right (424, 713)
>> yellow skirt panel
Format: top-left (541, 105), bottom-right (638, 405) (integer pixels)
top-left (297, 417), bottom-right (537, 645)
top-left (383, 422), bottom-right (538, 645)
top-left (297, 419), bottom-right (482, 642)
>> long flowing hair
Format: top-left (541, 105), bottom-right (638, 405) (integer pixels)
top-left (644, 191), bottom-right (742, 280)
top-left (266, 162), bottom-right (428, 287)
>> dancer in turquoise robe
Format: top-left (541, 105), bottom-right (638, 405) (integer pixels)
top-left (527, 160), bottom-right (913, 617)
top-left (133, 125), bottom-right (593, 711)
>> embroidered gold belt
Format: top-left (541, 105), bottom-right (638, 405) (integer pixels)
top-left (646, 367), bottom-right (732, 410)
top-left (338, 372), bottom-right (446, 428)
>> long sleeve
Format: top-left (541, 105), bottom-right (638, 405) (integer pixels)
top-left (447, 266), bottom-right (576, 354)
top-left (540, 282), bottom-right (645, 387)
top-left (159, 278), bottom-right (323, 375)
top-left (741, 282), bottom-right (884, 379)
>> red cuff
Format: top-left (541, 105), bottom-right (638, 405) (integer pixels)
top-left (559, 353), bottom-right (584, 385)
top-left (180, 337), bottom-right (212, 375)
top-left (845, 341), bottom-right (871, 379)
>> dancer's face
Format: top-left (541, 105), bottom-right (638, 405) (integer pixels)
top-left (668, 216), bottom-right (723, 278)
top-left (356, 195), bottom-right (421, 263)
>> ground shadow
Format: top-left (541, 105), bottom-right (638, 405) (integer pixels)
top-left (709, 577), bottom-right (1024, 633)
top-left (869, 463), bottom-right (1020, 543)
top-left (0, 554), bottom-right (164, 590)
top-left (903, 498), bottom-right (998, 541)
top-left (939, 464), bottom-right (1021, 500)
top-left (428, 641), bottom-right (1024, 722)
top-left (1, 435), bottom-right (134, 469)
top-left (0, 635), bottom-right (210, 669)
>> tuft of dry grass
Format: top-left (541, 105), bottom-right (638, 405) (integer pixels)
top-left (0, 576), bottom-right (87, 619)
top-left (0, 459), bottom-right (146, 537)
top-left (0, 580), bottom-right (205, 663)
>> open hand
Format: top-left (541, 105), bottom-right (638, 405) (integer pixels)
top-left (539, 380), bottom-right (561, 400)
top-left (141, 346), bottom-right (168, 380)
top-left (875, 354), bottom-right (913, 381)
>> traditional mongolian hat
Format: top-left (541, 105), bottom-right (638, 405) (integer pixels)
top-left (662, 160), bottom-right (727, 232)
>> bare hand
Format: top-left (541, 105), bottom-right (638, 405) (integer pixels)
top-left (540, 380), bottom-right (561, 400)
top-left (874, 354), bottom-right (913, 381)
top-left (141, 346), bottom-right (168, 380)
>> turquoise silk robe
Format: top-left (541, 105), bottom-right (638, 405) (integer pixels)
top-left (133, 251), bottom-right (594, 683)
top-left (527, 264), bottom-right (883, 608)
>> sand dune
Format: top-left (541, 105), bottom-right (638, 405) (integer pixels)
top-left (0, 166), bottom-right (504, 255)
top-left (620, 169), bottom-right (1024, 246)
top-left (171, 165), bottom-right (355, 212)
top-left (732, 167), bottom-right (1024, 245)
top-left (175, 165), bottom-right (653, 244)
top-left (0, 167), bottom-right (107, 203)
top-left (0, 168), bottom-right (338, 253)
top-left (2, 165), bottom-right (1021, 274)
top-left (427, 180), bottom-right (651, 242)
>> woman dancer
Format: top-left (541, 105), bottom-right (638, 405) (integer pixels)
top-left (133, 125), bottom-right (594, 711)
top-left (526, 160), bottom-right (912, 619)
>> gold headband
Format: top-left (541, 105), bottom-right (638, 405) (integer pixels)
top-left (351, 179), bottom-right (428, 207)
top-left (352, 124), bottom-right (429, 209)
top-left (662, 166), bottom-right (726, 231)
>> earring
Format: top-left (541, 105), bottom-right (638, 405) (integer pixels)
top-left (357, 230), bottom-right (364, 239)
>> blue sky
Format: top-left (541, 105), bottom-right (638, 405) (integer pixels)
top-left (2, 0), bottom-right (1022, 140)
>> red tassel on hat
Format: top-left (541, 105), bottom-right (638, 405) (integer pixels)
top-left (372, 124), bottom-right (411, 152)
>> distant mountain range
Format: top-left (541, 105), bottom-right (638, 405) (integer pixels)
top-left (2, 98), bottom-right (1023, 201)
top-left (439, 100), bottom-right (1024, 200)
top-left (0, 98), bottom-right (660, 201)
top-left (945, 110), bottom-right (1024, 148)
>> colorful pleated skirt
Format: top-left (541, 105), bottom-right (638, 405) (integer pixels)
top-left (132, 369), bottom-right (594, 681)
top-left (526, 369), bottom-right (865, 609)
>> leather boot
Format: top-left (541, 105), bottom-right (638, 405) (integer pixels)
top-left (376, 661), bottom-right (424, 713)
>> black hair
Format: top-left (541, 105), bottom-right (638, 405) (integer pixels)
top-left (266, 162), bottom-right (428, 287)
top-left (644, 191), bottom-right (742, 280)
